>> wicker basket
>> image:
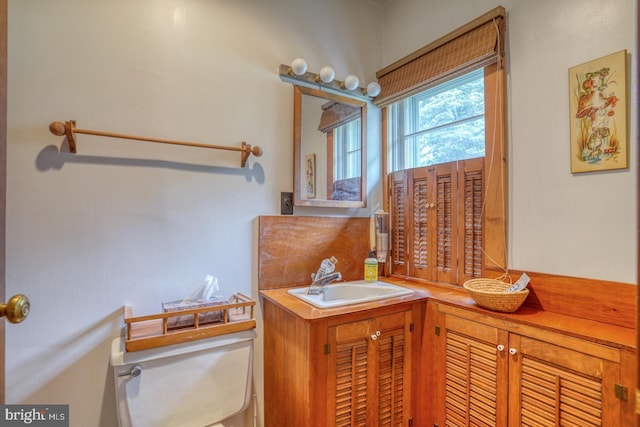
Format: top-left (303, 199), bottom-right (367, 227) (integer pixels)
top-left (463, 278), bottom-right (529, 313)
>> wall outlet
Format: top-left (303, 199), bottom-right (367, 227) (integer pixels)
top-left (280, 192), bottom-right (293, 215)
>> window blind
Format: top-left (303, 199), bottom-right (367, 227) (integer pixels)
top-left (317, 101), bottom-right (361, 133)
top-left (374, 6), bottom-right (506, 107)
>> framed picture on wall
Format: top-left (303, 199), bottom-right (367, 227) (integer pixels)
top-left (305, 153), bottom-right (316, 199)
top-left (569, 49), bottom-right (627, 173)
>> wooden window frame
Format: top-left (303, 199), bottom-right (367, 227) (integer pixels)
top-left (380, 9), bottom-right (508, 283)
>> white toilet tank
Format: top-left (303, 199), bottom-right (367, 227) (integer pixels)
top-left (110, 329), bottom-right (256, 427)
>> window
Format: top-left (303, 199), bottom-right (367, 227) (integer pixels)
top-left (334, 118), bottom-right (361, 180)
top-left (376, 7), bottom-right (507, 286)
top-left (388, 69), bottom-right (485, 172)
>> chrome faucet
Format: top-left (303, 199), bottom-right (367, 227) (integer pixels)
top-left (308, 272), bottom-right (342, 295)
top-left (307, 257), bottom-right (342, 295)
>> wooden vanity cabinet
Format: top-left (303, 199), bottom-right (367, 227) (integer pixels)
top-left (328, 310), bottom-right (412, 426)
top-left (263, 299), bottom-right (421, 427)
top-left (432, 303), bottom-right (630, 426)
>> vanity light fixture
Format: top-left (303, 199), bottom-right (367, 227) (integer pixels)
top-left (279, 58), bottom-right (380, 100)
top-left (342, 74), bottom-right (360, 91)
top-left (317, 66), bottom-right (336, 84)
top-left (289, 58), bottom-right (308, 76)
top-left (365, 81), bottom-right (381, 97)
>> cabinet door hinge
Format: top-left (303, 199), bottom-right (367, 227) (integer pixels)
top-left (407, 417), bottom-right (413, 427)
top-left (324, 343), bottom-right (330, 355)
top-left (409, 323), bottom-right (414, 332)
top-left (615, 384), bottom-right (628, 401)
top-left (435, 325), bottom-right (441, 336)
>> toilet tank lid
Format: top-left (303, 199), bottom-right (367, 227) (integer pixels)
top-left (110, 329), bottom-right (257, 367)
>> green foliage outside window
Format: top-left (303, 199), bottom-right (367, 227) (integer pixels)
top-left (389, 68), bottom-right (485, 171)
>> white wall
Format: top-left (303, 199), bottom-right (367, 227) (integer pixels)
top-left (6, 1), bottom-right (383, 426)
top-left (6, 0), bottom-right (636, 426)
top-left (383, 0), bottom-right (637, 283)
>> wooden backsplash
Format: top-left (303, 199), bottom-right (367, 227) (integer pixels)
top-left (512, 269), bottom-right (636, 329)
top-left (258, 216), bottom-right (636, 330)
top-left (258, 216), bottom-right (371, 290)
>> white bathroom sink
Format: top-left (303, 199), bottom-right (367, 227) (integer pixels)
top-left (287, 280), bottom-right (413, 308)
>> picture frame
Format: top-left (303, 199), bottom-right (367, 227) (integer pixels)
top-left (569, 49), bottom-right (627, 173)
top-left (305, 153), bottom-right (316, 199)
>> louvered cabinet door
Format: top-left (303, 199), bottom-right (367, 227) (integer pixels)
top-left (438, 312), bottom-right (509, 427)
top-left (508, 335), bottom-right (622, 427)
top-left (328, 318), bottom-right (371, 427)
top-left (376, 311), bottom-right (412, 427)
top-left (327, 311), bottom-right (412, 427)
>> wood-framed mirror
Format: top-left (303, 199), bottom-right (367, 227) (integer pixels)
top-left (293, 85), bottom-right (367, 208)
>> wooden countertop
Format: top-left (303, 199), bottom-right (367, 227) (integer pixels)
top-left (259, 277), bottom-right (636, 351)
top-left (260, 280), bottom-right (430, 320)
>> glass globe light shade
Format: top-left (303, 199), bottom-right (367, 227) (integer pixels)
top-left (343, 75), bottom-right (360, 91)
top-left (366, 81), bottom-right (381, 97)
top-left (319, 66), bottom-right (336, 83)
top-left (290, 58), bottom-right (308, 76)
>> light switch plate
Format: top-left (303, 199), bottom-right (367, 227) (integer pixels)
top-left (280, 192), bottom-right (293, 215)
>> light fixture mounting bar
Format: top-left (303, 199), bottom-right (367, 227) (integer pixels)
top-left (278, 64), bottom-right (371, 101)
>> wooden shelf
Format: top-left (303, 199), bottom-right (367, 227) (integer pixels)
top-left (123, 293), bottom-right (256, 352)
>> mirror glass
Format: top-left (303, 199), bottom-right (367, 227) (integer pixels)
top-left (293, 85), bottom-right (367, 208)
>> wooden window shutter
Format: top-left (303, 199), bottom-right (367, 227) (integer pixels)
top-left (390, 159), bottom-right (487, 284)
top-left (458, 157), bottom-right (485, 284)
top-left (390, 171), bottom-right (408, 276)
top-left (410, 167), bottom-right (430, 280)
top-left (374, 6), bottom-right (506, 107)
top-left (435, 162), bottom-right (457, 284)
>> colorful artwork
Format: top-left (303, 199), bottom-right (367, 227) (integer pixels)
top-left (569, 50), bottom-right (627, 173)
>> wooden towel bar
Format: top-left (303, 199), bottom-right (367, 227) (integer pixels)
top-left (49, 120), bottom-right (263, 167)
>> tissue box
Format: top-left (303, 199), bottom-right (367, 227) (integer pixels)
top-left (162, 296), bottom-right (229, 330)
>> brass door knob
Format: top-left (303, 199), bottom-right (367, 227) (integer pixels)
top-left (0, 294), bottom-right (30, 324)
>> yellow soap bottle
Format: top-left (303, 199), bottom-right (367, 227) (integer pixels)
top-left (364, 251), bottom-right (378, 282)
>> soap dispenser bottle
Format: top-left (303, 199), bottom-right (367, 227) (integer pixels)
top-left (364, 251), bottom-right (378, 282)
